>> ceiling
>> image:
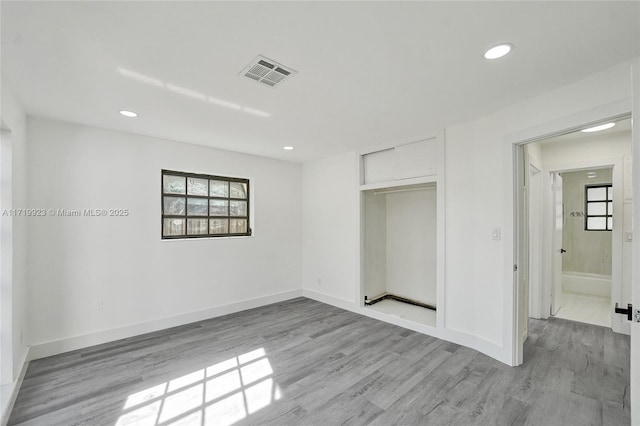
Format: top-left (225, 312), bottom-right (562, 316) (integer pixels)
top-left (2, 1), bottom-right (639, 163)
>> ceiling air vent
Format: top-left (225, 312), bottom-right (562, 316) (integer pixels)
top-left (240, 55), bottom-right (296, 88)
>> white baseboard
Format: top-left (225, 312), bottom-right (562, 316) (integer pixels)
top-left (30, 286), bottom-right (509, 368)
top-left (302, 288), bottom-right (357, 311)
top-left (303, 288), bottom-right (509, 365)
top-left (30, 289), bottom-right (303, 360)
top-left (1, 347), bottom-right (30, 426)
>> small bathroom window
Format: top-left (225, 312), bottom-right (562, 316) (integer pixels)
top-left (585, 184), bottom-right (612, 231)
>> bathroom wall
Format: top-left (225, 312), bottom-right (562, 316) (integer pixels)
top-left (562, 168), bottom-right (612, 275)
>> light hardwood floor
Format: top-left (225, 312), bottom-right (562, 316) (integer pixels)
top-left (8, 298), bottom-right (630, 425)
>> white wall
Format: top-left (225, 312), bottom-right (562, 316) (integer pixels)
top-left (541, 132), bottom-right (631, 164)
top-left (0, 85), bottom-right (28, 418)
top-left (26, 117), bottom-right (302, 353)
top-left (302, 59), bottom-right (636, 364)
top-left (561, 169), bottom-right (613, 276)
top-left (362, 191), bottom-right (386, 299)
top-left (386, 188), bottom-right (437, 304)
top-left (301, 152), bottom-right (358, 303)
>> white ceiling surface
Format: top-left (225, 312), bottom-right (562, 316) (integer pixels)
top-left (2, 2), bottom-right (639, 163)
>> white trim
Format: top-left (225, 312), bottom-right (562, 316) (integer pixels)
top-left (302, 289), bottom-right (358, 311)
top-left (30, 289), bottom-right (303, 360)
top-left (505, 99), bottom-right (631, 146)
top-left (435, 129), bottom-right (446, 329)
top-left (630, 59), bottom-right (640, 426)
top-left (0, 347), bottom-right (30, 426)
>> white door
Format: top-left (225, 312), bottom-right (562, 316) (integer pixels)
top-left (528, 164), bottom-right (542, 319)
top-left (551, 173), bottom-right (564, 316)
top-left (518, 155), bottom-right (530, 345)
top-left (514, 144), bottom-right (528, 365)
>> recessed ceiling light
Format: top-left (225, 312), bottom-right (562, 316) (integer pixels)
top-left (484, 43), bottom-right (513, 60)
top-left (283, 146), bottom-right (294, 151)
top-left (581, 122), bottom-right (615, 133)
top-left (119, 110), bottom-right (138, 118)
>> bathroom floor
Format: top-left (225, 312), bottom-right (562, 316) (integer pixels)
top-left (553, 291), bottom-right (611, 327)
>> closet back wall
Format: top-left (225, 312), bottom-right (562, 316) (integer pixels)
top-left (26, 117), bottom-right (302, 355)
top-left (386, 188), bottom-right (437, 304)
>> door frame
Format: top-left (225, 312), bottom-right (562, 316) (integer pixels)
top-left (507, 98), bottom-right (631, 366)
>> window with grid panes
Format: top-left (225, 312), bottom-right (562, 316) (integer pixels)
top-left (162, 170), bottom-right (251, 239)
top-left (585, 184), bottom-right (612, 231)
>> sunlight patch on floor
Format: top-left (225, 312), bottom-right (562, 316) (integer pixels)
top-left (115, 348), bottom-right (282, 426)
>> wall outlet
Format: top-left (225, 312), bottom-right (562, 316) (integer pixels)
top-left (95, 299), bottom-right (103, 311)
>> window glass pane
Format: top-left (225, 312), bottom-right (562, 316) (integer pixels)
top-left (187, 177), bottom-right (208, 196)
top-left (162, 171), bottom-right (248, 239)
top-left (587, 217), bottom-right (606, 230)
top-left (607, 186), bottom-right (613, 200)
top-left (187, 218), bottom-right (208, 235)
top-left (209, 199), bottom-right (228, 216)
top-left (210, 180), bottom-right (229, 197)
top-left (230, 182), bottom-right (247, 199)
top-left (163, 218), bottom-right (185, 236)
top-left (607, 217), bottom-right (613, 230)
top-left (608, 202), bottom-right (613, 214)
top-left (210, 218), bottom-right (229, 234)
top-left (229, 200), bottom-right (247, 217)
top-left (230, 218), bottom-right (247, 234)
top-left (587, 202), bottom-right (606, 216)
top-left (163, 175), bottom-right (186, 194)
top-left (587, 187), bottom-right (607, 201)
top-left (187, 198), bottom-right (208, 216)
top-left (163, 196), bottom-right (185, 215)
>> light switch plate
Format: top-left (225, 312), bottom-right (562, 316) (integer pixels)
top-left (492, 227), bottom-right (501, 241)
top-left (634, 309), bottom-right (640, 323)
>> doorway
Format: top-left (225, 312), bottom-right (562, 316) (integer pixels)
top-left (549, 168), bottom-right (614, 327)
top-left (513, 112), bottom-right (633, 365)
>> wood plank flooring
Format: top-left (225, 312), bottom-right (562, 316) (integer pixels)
top-left (8, 298), bottom-right (630, 425)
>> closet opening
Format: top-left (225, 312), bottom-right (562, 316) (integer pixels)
top-left (362, 182), bottom-right (437, 326)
